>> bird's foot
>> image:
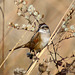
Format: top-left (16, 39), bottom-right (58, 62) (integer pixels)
top-left (27, 52), bottom-right (33, 59)
top-left (27, 52), bottom-right (40, 60)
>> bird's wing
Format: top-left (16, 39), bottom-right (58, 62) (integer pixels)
top-left (31, 32), bottom-right (41, 44)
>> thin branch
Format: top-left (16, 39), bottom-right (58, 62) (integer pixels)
top-left (47, 45), bottom-right (56, 63)
top-left (0, 0), bottom-right (5, 74)
top-left (0, 6), bottom-right (4, 61)
top-left (52, 41), bottom-right (57, 61)
top-left (54, 35), bottom-right (75, 46)
top-left (2, 0), bottom-right (5, 62)
top-left (0, 2), bottom-right (5, 75)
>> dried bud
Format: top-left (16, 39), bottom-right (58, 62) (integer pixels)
top-left (15, 24), bottom-right (18, 27)
top-left (17, 12), bottom-right (22, 16)
top-left (62, 25), bottom-right (66, 28)
top-left (70, 25), bottom-right (75, 30)
top-left (36, 14), bottom-right (42, 21)
top-left (28, 5), bottom-right (35, 14)
top-left (33, 11), bottom-right (38, 16)
top-left (22, 1), bottom-right (26, 5)
top-left (25, 16), bottom-right (29, 19)
top-left (64, 28), bottom-right (68, 31)
top-left (38, 63), bottom-right (48, 73)
top-left (14, 68), bottom-right (26, 75)
top-left (63, 19), bottom-right (65, 21)
top-left (22, 24), bottom-right (27, 29)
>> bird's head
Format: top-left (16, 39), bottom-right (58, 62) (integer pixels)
top-left (38, 23), bottom-right (50, 33)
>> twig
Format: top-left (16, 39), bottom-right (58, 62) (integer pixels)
top-left (0, 6), bottom-right (4, 63)
top-left (52, 41), bottom-right (57, 61)
top-left (2, 0), bottom-right (5, 62)
top-left (0, 0), bottom-right (5, 74)
top-left (54, 35), bottom-right (75, 46)
top-left (48, 49), bottom-right (56, 64)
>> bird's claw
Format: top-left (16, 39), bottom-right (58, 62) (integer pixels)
top-left (27, 52), bottom-right (40, 60)
top-left (27, 52), bottom-right (33, 59)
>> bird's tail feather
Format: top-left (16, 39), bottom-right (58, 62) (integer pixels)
top-left (9, 44), bottom-right (26, 51)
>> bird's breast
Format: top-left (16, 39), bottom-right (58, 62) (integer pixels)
top-left (40, 33), bottom-right (50, 47)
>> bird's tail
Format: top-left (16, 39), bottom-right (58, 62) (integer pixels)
top-left (9, 44), bottom-right (26, 51)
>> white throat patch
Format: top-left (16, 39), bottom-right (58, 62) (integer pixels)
top-left (39, 29), bottom-right (49, 33)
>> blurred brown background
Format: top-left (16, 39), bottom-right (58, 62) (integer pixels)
top-left (0, 0), bottom-right (75, 75)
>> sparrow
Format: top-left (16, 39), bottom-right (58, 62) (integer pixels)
top-left (9, 23), bottom-right (50, 59)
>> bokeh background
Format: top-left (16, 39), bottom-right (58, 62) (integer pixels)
top-left (0, 0), bottom-right (75, 75)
